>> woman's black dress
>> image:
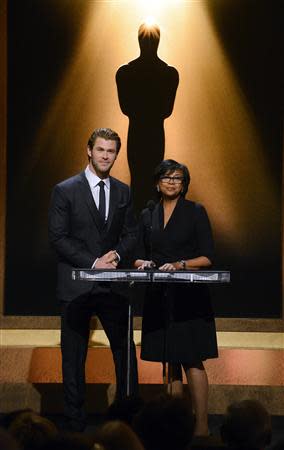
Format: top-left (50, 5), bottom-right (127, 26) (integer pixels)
top-left (136, 197), bottom-right (218, 364)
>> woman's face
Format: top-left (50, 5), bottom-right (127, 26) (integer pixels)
top-left (158, 169), bottom-right (184, 200)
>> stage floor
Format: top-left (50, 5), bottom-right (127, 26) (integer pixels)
top-left (1, 327), bottom-right (284, 416)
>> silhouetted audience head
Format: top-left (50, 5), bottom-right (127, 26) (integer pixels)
top-left (0, 427), bottom-right (20, 450)
top-left (8, 410), bottom-right (58, 450)
top-left (133, 393), bottom-right (194, 450)
top-left (41, 431), bottom-right (93, 450)
top-left (93, 420), bottom-right (144, 450)
top-left (221, 399), bottom-right (272, 449)
top-left (0, 409), bottom-right (33, 430)
top-left (270, 438), bottom-right (284, 450)
top-left (105, 396), bottom-right (145, 426)
top-left (138, 22), bottom-right (160, 54)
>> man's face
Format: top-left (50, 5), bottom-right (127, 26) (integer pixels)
top-left (87, 137), bottom-right (118, 178)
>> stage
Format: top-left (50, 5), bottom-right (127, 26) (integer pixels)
top-left (1, 317), bottom-right (283, 416)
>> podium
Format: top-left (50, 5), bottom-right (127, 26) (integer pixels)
top-left (72, 269), bottom-right (230, 284)
top-left (72, 269), bottom-right (230, 395)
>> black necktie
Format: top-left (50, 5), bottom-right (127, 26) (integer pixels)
top-left (98, 180), bottom-right (106, 222)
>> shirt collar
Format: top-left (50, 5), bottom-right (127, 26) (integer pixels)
top-left (85, 165), bottom-right (110, 189)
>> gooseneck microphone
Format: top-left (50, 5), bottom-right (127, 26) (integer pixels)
top-left (146, 200), bottom-right (156, 269)
top-left (146, 200), bottom-right (156, 214)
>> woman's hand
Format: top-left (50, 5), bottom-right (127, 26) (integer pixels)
top-left (158, 263), bottom-right (176, 271)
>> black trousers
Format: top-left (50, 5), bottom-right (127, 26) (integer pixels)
top-left (60, 292), bottom-right (138, 425)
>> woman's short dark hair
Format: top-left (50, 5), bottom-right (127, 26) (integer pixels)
top-left (154, 159), bottom-right (190, 197)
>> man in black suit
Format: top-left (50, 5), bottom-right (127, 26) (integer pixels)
top-left (48, 128), bottom-right (138, 431)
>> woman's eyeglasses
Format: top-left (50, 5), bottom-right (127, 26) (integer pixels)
top-left (159, 176), bottom-right (184, 185)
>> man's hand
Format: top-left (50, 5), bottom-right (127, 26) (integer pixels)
top-left (95, 250), bottom-right (118, 269)
top-left (137, 260), bottom-right (156, 270)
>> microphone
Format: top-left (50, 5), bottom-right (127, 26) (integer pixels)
top-left (146, 200), bottom-right (156, 269)
top-left (146, 200), bottom-right (155, 213)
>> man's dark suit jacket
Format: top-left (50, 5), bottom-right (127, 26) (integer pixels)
top-left (48, 171), bottom-right (137, 302)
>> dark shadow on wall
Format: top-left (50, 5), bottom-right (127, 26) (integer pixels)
top-left (116, 22), bottom-right (179, 215)
top-left (204, 0), bottom-right (283, 318)
top-left (205, 0), bottom-right (283, 180)
top-left (5, 1), bottom-right (90, 315)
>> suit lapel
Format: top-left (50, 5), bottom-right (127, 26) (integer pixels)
top-left (78, 172), bottom-right (103, 231)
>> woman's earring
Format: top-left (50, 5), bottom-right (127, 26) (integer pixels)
top-left (157, 185), bottom-right (160, 192)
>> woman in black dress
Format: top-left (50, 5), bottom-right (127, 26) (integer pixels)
top-left (134, 159), bottom-right (218, 437)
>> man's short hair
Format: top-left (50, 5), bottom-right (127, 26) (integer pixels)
top-left (87, 128), bottom-right (121, 153)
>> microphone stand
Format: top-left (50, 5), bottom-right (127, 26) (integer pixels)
top-left (146, 201), bottom-right (167, 388)
top-left (127, 201), bottom-right (154, 396)
top-left (146, 200), bottom-right (155, 269)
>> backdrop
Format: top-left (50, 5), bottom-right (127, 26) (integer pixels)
top-left (5, 0), bottom-right (283, 317)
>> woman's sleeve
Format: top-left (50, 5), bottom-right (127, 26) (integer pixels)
top-left (195, 204), bottom-right (215, 262)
